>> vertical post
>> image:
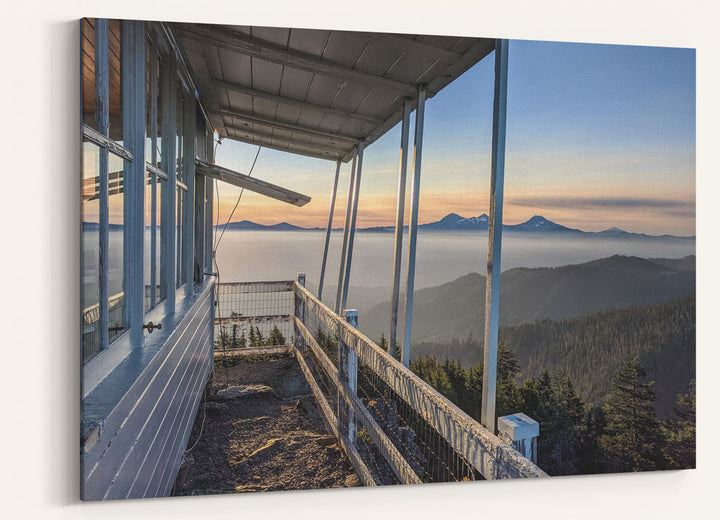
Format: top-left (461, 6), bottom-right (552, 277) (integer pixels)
top-left (481, 39), bottom-right (509, 433)
top-left (161, 52), bottom-right (177, 310)
top-left (335, 149), bottom-right (357, 314)
top-left (389, 99), bottom-right (412, 357)
top-left (183, 95), bottom-right (196, 296)
top-left (295, 273), bottom-right (306, 352)
top-left (149, 36), bottom-right (158, 308)
top-left (340, 142), bottom-right (365, 312)
top-left (122, 20), bottom-right (146, 347)
top-left (401, 89), bottom-right (427, 368)
top-left (318, 160), bottom-right (342, 301)
top-left (95, 19), bottom-right (109, 351)
top-left (344, 309), bottom-right (359, 444)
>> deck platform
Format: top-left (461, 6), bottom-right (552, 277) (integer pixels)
top-left (172, 352), bottom-right (359, 494)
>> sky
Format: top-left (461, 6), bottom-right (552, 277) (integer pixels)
top-left (213, 39), bottom-right (696, 236)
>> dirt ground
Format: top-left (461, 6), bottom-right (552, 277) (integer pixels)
top-left (172, 354), bottom-right (359, 495)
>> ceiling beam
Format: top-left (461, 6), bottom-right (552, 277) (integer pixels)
top-left (214, 106), bottom-right (361, 145)
top-left (175, 24), bottom-right (418, 97)
top-left (213, 78), bottom-right (383, 126)
top-left (223, 122), bottom-right (350, 157)
top-left (195, 160), bottom-right (312, 206)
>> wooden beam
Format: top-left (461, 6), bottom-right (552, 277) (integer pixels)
top-left (223, 122), bottom-right (350, 157)
top-left (195, 160), bottom-right (311, 207)
top-left (175, 24), bottom-right (418, 97)
top-left (213, 79), bottom-right (382, 126)
top-left (214, 106), bottom-right (361, 144)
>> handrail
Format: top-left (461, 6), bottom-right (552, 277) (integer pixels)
top-left (293, 281), bottom-right (547, 480)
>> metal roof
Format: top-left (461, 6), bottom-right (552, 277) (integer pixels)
top-left (172, 23), bottom-right (494, 163)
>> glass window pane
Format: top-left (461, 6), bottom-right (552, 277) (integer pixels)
top-left (156, 178), bottom-right (164, 303)
top-left (81, 18), bottom-right (97, 129)
top-left (176, 187), bottom-right (184, 287)
top-left (108, 19), bottom-right (123, 143)
top-left (108, 152), bottom-right (126, 342)
top-left (144, 172), bottom-right (153, 312)
top-left (82, 140), bottom-right (100, 360)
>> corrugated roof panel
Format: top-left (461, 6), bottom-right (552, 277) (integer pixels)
top-left (248, 97), bottom-right (277, 118)
top-left (304, 74), bottom-right (345, 106)
top-left (322, 31), bottom-right (370, 68)
top-left (288, 28), bottom-right (330, 57)
top-left (273, 104), bottom-right (302, 125)
top-left (249, 26), bottom-right (290, 48)
top-left (353, 42), bottom-right (406, 77)
top-left (250, 57), bottom-right (284, 94)
top-left (328, 83), bottom-right (373, 116)
top-left (278, 67), bottom-right (314, 101)
top-left (225, 89), bottom-right (254, 113)
top-left (413, 34), bottom-right (461, 50)
top-left (218, 47), bottom-right (251, 85)
top-left (172, 22), bottom-right (494, 162)
top-left (384, 51), bottom-right (442, 84)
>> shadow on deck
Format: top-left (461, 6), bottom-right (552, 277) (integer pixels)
top-left (172, 352), bottom-right (359, 495)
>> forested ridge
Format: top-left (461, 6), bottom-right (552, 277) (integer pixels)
top-left (412, 295), bottom-right (695, 419)
top-left (409, 351), bottom-right (695, 475)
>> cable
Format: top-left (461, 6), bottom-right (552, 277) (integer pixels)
top-left (185, 387), bottom-right (208, 454)
top-left (211, 144), bottom-right (262, 389)
top-left (213, 145), bottom-right (262, 253)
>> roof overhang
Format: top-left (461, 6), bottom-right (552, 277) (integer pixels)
top-left (171, 23), bottom-right (494, 163)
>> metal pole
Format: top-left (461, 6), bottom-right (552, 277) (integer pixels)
top-left (401, 89), bottom-right (426, 368)
top-left (340, 142), bottom-right (365, 312)
top-left (335, 149), bottom-right (357, 314)
top-left (481, 39), bottom-right (509, 433)
top-left (318, 160), bottom-right (342, 301)
top-left (389, 99), bottom-right (412, 357)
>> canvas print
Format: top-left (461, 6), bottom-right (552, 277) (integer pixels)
top-left (80, 18), bottom-right (695, 500)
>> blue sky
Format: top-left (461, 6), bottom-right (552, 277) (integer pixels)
top-left (215, 39), bottom-right (696, 235)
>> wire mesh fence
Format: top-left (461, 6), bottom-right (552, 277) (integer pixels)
top-left (214, 281), bottom-right (294, 350)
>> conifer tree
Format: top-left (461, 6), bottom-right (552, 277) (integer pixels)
top-left (268, 325), bottom-right (286, 346)
top-left (239, 330), bottom-right (247, 349)
top-left (249, 326), bottom-right (256, 347)
top-left (599, 357), bottom-right (666, 472)
top-left (664, 380), bottom-right (695, 469)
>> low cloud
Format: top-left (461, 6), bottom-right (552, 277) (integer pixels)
top-left (508, 195), bottom-right (695, 211)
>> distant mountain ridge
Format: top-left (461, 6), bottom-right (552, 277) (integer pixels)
top-left (359, 254), bottom-right (696, 344)
top-left (211, 213), bottom-right (694, 238)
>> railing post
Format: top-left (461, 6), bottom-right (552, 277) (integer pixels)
top-left (498, 413), bottom-right (539, 465)
top-left (295, 273), bottom-right (306, 352)
top-left (343, 310), bottom-right (359, 444)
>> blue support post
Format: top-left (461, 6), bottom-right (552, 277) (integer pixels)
top-left (340, 142), bottom-right (365, 312)
top-left (401, 89), bottom-right (427, 367)
top-left (318, 161), bottom-right (341, 302)
top-left (122, 20), bottom-right (147, 347)
top-left (481, 39), bottom-right (509, 433)
top-left (389, 99), bottom-right (412, 356)
top-left (335, 149), bottom-right (357, 314)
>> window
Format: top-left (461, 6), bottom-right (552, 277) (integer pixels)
top-left (81, 18), bottom-right (130, 361)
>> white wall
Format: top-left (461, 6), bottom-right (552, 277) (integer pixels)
top-left (1, 0), bottom-right (717, 518)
